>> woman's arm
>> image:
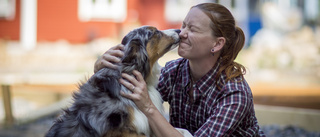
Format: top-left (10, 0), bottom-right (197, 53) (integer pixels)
top-left (120, 70), bottom-right (184, 137)
top-left (94, 45), bottom-right (185, 136)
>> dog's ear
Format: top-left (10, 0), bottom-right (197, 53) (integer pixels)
top-left (121, 35), bottom-right (129, 45)
top-left (123, 39), bottom-right (143, 60)
top-left (121, 30), bottom-right (136, 45)
top-left (121, 39), bottom-right (150, 79)
top-left (122, 39), bottom-right (146, 66)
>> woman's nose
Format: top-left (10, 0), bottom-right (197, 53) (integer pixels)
top-left (179, 28), bottom-right (187, 38)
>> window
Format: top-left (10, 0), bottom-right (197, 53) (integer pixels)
top-left (0, 0), bottom-right (16, 20)
top-left (164, 0), bottom-right (215, 23)
top-left (78, 0), bottom-right (127, 22)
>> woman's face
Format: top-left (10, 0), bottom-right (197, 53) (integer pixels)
top-left (178, 7), bottom-right (217, 60)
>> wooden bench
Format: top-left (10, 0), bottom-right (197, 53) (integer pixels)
top-left (0, 72), bottom-right (89, 126)
top-left (250, 82), bottom-right (320, 110)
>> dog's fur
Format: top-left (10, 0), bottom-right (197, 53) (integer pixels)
top-left (45, 26), bottom-right (180, 137)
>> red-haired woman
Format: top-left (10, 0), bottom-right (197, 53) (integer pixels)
top-left (95, 3), bottom-right (265, 137)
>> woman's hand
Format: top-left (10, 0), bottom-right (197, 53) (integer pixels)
top-left (94, 44), bottom-right (124, 73)
top-left (120, 70), bottom-right (185, 137)
top-left (119, 70), bottom-right (155, 115)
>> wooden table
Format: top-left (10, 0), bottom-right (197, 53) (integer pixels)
top-left (0, 72), bottom-right (89, 126)
top-left (250, 82), bottom-right (320, 110)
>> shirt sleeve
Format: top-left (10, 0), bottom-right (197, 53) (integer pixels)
top-left (157, 60), bottom-right (178, 101)
top-left (194, 89), bottom-right (252, 137)
top-left (157, 66), bottom-right (171, 102)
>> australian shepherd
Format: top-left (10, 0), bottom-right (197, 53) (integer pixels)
top-left (45, 26), bottom-right (180, 137)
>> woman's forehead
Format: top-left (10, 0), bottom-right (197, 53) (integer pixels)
top-left (183, 8), bottom-right (211, 28)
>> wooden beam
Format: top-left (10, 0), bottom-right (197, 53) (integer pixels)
top-left (1, 85), bottom-right (14, 126)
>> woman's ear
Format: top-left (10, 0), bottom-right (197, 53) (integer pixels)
top-left (211, 37), bottom-right (225, 53)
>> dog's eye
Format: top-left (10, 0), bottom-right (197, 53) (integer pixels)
top-left (148, 30), bottom-right (161, 39)
top-left (155, 30), bottom-right (162, 36)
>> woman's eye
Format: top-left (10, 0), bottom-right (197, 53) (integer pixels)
top-left (181, 24), bottom-right (186, 29)
top-left (190, 27), bottom-right (195, 32)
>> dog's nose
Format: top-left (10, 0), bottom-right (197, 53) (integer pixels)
top-left (175, 29), bottom-right (181, 34)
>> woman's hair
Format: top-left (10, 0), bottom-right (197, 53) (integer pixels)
top-left (193, 3), bottom-right (246, 89)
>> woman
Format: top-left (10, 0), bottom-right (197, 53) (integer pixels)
top-left (95, 3), bottom-right (265, 137)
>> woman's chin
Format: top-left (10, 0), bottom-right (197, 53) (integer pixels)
top-left (178, 47), bottom-right (187, 58)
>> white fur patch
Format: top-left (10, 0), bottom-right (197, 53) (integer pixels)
top-left (133, 62), bottom-right (164, 137)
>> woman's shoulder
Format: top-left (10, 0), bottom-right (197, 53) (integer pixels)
top-left (158, 58), bottom-right (187, 95)
top-left (159, 58), bottom-right (187, 82)
top-left (219, 74), bottom-right (252, 95)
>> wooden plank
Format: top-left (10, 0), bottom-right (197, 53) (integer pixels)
top-left (11, 84), bottom-right (78, 93)
top-left (1, 85), bottom-right (14, 126)
top-left (250, 82), bottom-right (320, 96)
top-left (254, 95), bottom-right (320, 110)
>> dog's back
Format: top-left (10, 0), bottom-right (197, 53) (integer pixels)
top-left (46, 68), bottom-right (136, 137)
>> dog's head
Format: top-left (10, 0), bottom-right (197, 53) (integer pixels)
top-left (89, 26), bottom-right (179, 100)
top-left (121, 26), bottom-right (180, 79)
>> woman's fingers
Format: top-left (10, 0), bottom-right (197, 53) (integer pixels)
top-left (119, 70), bottom-right (154, 114)
top-left (121, 71), bottom-right (146, 90)
top-left (119, 71), bottom-right (147, 96)
top-left (100, 59), bottom-right (118, 69)
top-left (119, 78), bottom-right (135, 92)
top-left (94, 44), bottom-right (124, 72)
top-left (132, 70), bottom-right (144, 83)
top-left (119, 78), bottom-right (140, 101)
top-left (120, 90), bottom-right (139, 100)
top-left (112, 44), bottom-right (125, 51)
top-left (107, 44), bottom-right (125, 57)
top-left (103, 44), bottom-right (124, 63)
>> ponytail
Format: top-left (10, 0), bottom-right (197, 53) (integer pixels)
top-left (215, 26), bottom-right (246, 90)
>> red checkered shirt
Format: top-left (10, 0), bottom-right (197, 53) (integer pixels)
top-left (158, 58), bottom-right (265, 137)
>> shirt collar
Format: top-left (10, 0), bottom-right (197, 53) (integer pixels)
top-left (181, 59), bottom-right (191, 87)
top-left (181, 59), bottom-right (221, 93)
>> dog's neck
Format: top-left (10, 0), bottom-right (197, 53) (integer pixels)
top-left (119, 62), bottom-right (160, 86)
top-left (145, 62), bottom-right (161, 86)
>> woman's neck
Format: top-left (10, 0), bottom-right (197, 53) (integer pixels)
top-left (188, 56), bottom-right (219, 81)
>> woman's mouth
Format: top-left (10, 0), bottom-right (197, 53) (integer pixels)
top-left (179, 41), bottom-right (189, 46)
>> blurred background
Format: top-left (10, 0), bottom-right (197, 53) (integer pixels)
top-left (0, 0), bottom-right (319, 136)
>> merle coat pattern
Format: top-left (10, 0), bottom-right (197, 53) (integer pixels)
top-left (45, 26), bottom-right (180, 137)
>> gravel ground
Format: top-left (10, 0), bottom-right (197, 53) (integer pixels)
top-left (0, 112), bottom-right (319, 137)
top-left (0, 113), bottom-right (58, 137)
top-left (261, 125), bottom-right (320, 137)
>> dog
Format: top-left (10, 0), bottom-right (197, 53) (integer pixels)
top-left (45, 26), bottom-right (180, 137)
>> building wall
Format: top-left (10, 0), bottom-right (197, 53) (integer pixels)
top-left (0, 0), bottom-right (21, 41)
top-left (37, 0), bottom-right (121, 43)
top-left (0, 0), bottom-right (181, 44)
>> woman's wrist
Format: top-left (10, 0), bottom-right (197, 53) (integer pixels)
top-left (143, 103), bottom-right (157, 117)
top-left (144, 103), bottom-right (184, 137)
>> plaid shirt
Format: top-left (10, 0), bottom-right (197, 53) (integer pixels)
top-left (158, 58), bottom-right (265, 137)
